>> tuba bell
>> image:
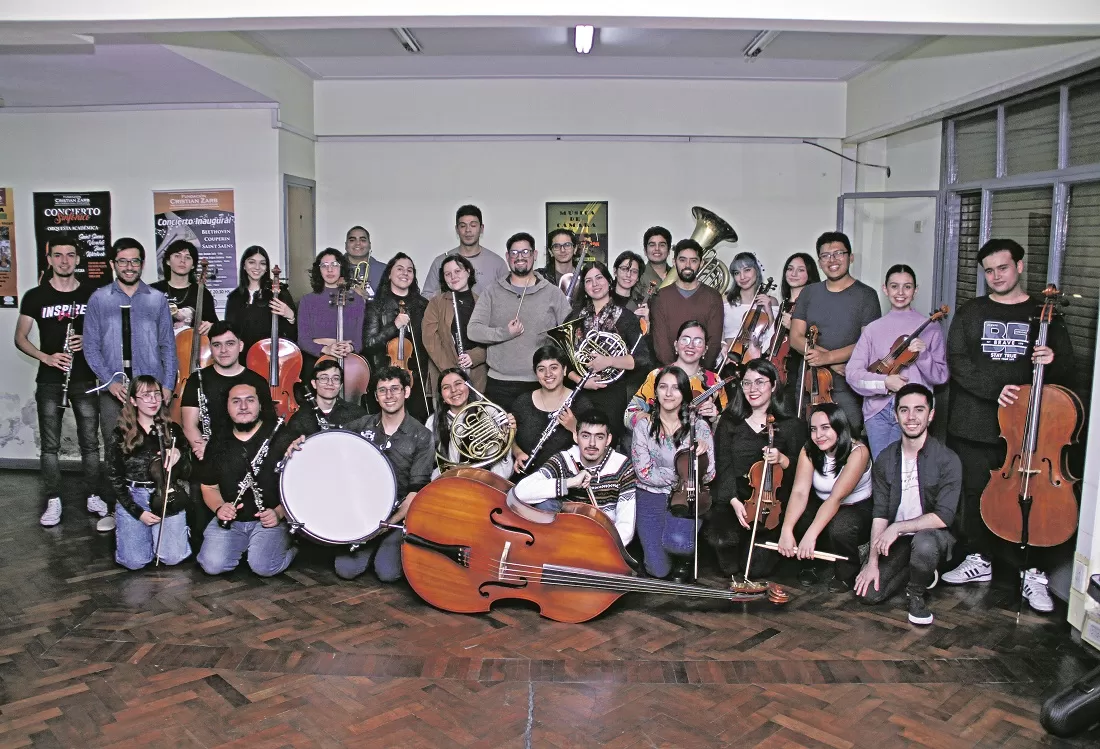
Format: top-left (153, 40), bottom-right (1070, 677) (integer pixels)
top-left (545, 318), bottom-right (629, 385)
top-left (435, 387), bottom-right (515, 472)
top-left (658, 206), bottom-right (738, 294)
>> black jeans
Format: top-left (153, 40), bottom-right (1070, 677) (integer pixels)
top-left (36, 382), bottom-right (100, 501)
top-left (98, 392), bottom-right (124, 509)
top-left (861, 529), bottom-right (953, 604)
top-left (794, 495), bottom-right (872, 585)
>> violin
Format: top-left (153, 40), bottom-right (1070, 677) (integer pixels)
top-left (317, 280), bottom-right (371, 403)
top-left (743, 415), bottom-right (783, 530)
top-left (388, 298), bottom-right (414, 373)
top-left (634, 280), bottom-right (659, 335)
top-left (246, 266), bottom-right (302, 419)
top-left (169, 260), bottom-right (212, 422)
top-left (767, 299), bottom-right (795, 384)
top-left (980, 286), bottom-right (1083, 548)
top-left (869, 306), bottom-right (949, 375)
top-left (148, 415), bottom-right (181, 517)
top-left (669, 415), bottom-right (711, 519)
top-left (722, 277), bottom-right (776, 376)
top-left (798, 324), bottom-right (834, 419)
top-left (400, 471), bottom-right (788, 624)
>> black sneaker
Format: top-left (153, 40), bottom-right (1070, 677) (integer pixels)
top-left (828, 576), bottom-right (852, 594)
top-left (798, 566), bottom-right (820, 586)
top-left (907, 592), bottom-right (934, 625)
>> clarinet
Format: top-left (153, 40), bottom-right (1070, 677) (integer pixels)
top-left (524, 369), bottom-right (594, 470)
top-left (60, 322), bottom-right (74, 409)
top-left (219, 417), bottom-right (285, 529)
top-left (303, 389), bottom-right (332, 431)
top-left (451, 290), bottom-right (467, 373)
top-left (196, 369), bottom-right (212, 441)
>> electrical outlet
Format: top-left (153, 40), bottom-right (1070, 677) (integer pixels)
top-left (1073, 553), bottom-right (1090, 593)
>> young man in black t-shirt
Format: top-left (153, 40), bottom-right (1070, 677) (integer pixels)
top-left (14, 233), bottom-right (106, 527)
top-left (150, 239), bottom-right (218, 335)
top-left (942, 238), bottom-right (1074, 613)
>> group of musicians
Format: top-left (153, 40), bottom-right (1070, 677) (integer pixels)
top-left (17, 203), bottom-right (1079, 627)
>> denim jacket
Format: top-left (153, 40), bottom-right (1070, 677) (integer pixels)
top-left (84, 280), bottom-right (176, 388)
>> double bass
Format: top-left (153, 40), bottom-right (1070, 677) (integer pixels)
top-left (980, 286), bottom-right (1083, 549)
top-left (797, 324), bottom-right (833, 419)
top-left (169, 260), bottom-right (212, 422)
top-left (317, 280), bottom-right (371, 403)
top-left (246, 266), bottom-right (302, 419)
top-left (869, 306), bottom-right (949, 375)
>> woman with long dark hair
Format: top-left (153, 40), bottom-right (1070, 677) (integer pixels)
top-left (775, 252), bottom-right (820, 386)
top-left (224, 245), bottom-right (297, 357)
top-left (510, 345), bottom-right (595, 475)
top-left (631, 365), bottom-right (715, 581)
top-left (106, 375), bottom-right (193, 569)
top-left (777, 403), bottom-right (872, 589)
top-left (426, 367), bottom-right (515, 479)
top-left (297, 248), bottom-right (365, 376)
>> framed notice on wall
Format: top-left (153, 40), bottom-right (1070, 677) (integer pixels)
top-left (153, 190), bottom-right (239, 316)
top-left (33, 191), bottom-right (113, 289)
top-left (546, 201), bottom-right (608, 265)
top-left (0, 188), bottom-right (16, 307)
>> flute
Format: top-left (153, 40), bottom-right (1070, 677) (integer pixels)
top-left (754, 541), bottom-right (848, 562)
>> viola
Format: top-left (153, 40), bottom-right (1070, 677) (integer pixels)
top-left (634, 280), bottom-right (659, 335)
top-left (246, 266), bottom-right (302, 419)
top-left (980, 286), bottom-right (1083, 548)
top-left (400, 472), bottom-right (788, 623)
top-left (722, 277), bottom-right (775, 376)
top-left (767, 299), bottom-right (794, 384)
top-left (317, 280), bottom-right (371, 403)
top-left (388, 298), bottom-right (414, 373)
top-left (798, 324), bottom-right (833, 419)
top-left (669, 415), bottom-right (711, 519)
top-left (869, 305), bottom-right (949, 375)
top-left (744, 415), bottom-right (784, 530)
top-left (169, 260), bottom-right (212, 422)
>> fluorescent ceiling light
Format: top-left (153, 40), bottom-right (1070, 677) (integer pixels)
top-left (742, 30), bottom-right (780, 60)
top-left (392, 27), bottom-right (423, 54)
top-left (575, 25), bottom-right (594, 54)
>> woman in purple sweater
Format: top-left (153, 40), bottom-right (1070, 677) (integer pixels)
top-left (846, 264), bottom-right (948, 458)
top-left (296, 248), bottom-right (366, 373)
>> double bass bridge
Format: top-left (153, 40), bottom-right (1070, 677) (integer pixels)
top-left (498, 541), bottom-right (512, 581)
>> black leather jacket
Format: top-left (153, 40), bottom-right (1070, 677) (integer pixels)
top-left (107, 422), bottom-right (193, 520)
top-left (361, 289), bottom-right (429, 374)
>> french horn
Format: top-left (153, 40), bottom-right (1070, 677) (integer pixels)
top-left (435, 385), bottom-right (515, 472)
top-left (545, 319), bottom-right (629, 385)
top-left (658, 206), bottom-right (738, 294)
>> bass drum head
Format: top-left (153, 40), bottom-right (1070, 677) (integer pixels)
top-left (280, 429), bottom-right (397, 545)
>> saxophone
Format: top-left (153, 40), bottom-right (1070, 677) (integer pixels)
top-left (218, 417), bottom-right (285, 529)
top-left (196, 369), bottom-right (212, 442)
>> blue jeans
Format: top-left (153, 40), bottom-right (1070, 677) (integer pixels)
top-left (334, 530), bottom-right (404, 582)
top-left (115, 488), bottom-right (191, 569)
top-left (865, 405), bottom-right (901, 459)
top-left (635, 488), bottom-right (698, 578)
top-left (197, 518), bottom-right (297, 577)
top-left (36, 382), bottom-right (100, 500)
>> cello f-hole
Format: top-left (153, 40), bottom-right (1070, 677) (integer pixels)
top-left (489, 508), bottom-right (537, 545)
top-left (478, 579), bottom-right (528, 598)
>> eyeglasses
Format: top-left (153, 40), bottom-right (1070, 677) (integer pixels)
top-left (315, 376), bottom-right (342, 385)
top-left (818, 250), bottom-right (850, 261)
top-left (114, 258), bottom-right (142, 268)
top-left (376, 385), bottom-right (405, 396)
top-left (550, 242), bottom-right (574, 252)
top-left (319, 261), bottom-right (341, 270)
top-left (678, 336), bottom-right (705, 347)
top-left (508, 248), bottom-right (533, 257)
top-left (741, 378), bottom-right (771, 391)
top-left (136, 391), bottom-right (163, 402)
top-left (617, 266), bottom-right (640, 277)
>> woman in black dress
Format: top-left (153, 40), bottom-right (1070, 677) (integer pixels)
top-left (224, 245), bottom-right (297, 358)
top-left (510, 345), bottom-right (594, 476)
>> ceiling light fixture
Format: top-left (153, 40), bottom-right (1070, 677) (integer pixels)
top-left (575, 25), bottom-right (594, 54)
top-left (392, 27), bottom-right (423, 54)
top-left (742, 30), bottom-right (780, 60)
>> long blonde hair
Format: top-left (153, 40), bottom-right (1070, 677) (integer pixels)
top-left (117, 375), bottom-right (165, 454)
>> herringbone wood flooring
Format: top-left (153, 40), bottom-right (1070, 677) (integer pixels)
top-left (0, 470), bottom-right (1097, 747)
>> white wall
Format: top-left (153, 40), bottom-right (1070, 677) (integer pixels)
top-left (0, 107), bottom-right (280, 462)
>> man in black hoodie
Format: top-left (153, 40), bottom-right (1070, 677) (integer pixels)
top-left (941, 238), bottom-right (1074, 613)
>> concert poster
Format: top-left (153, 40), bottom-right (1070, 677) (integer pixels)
top-left (0, 188), bottom-right (17, 307)
top-left (33, 191), bottom-right (113, 289)
top-left (545, 201), bottom-right (609, 265)
top-left (153, 189), bottom-right (238, 316)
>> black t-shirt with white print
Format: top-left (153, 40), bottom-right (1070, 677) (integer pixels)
top-left (19, 282), bottom-right (94, 384)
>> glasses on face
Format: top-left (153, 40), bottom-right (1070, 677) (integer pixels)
top-left (741, 378), bottom-right (771, 391)
top-left (319, 261), bottom-right (341, 270)
top-left (818, 250), bottom-right (850, 261)
top-left (550, 242), bottom-right (574, 252)
top-left (376, 385), bottom-right (405, 397)
top-left (315, 376), bottom-right (342, 385)
top-left (678, 335), bottom-right (705, 347)
top-left (617, 266), bottom-right (640, 277)
top-left (114, 258), bottom-right (142, 268)
top-left (508, 248), bottom-right (533, 257)
top-left (136, 391), bottom-right (162, 402)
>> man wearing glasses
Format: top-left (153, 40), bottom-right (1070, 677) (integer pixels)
top-left (648, 239), bottom-right (725, 369)
top-left (274, 358), bottom-right (367, 461)
top-left (541, 228), bottom-right (580, 288)
top-left (84, 238), bottom-right (176, 532)
top-left (789, 232), bottom-right (881, 431)
top-left (421, 205), bottom-right (508, 298)
top-left (468, 232), bottom-right (571, 409)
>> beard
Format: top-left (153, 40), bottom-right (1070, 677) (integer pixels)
top-left (677, 267), bottom-right (697, 283)
top-left (232, 416), bottom-right (261, 433)
top-left (511, 265), bottom-right (533, 277)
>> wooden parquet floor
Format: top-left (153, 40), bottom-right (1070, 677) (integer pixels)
top-left (0, 470), bottom-right (1098, 748)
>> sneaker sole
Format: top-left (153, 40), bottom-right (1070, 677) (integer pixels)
top-left (908, 613), bottom-right (934, 625)
top-left (39, 518), bottom-right (61, 527)
top-left (1026, 598), bottom-right (1054, 614)
top-left (942, 571), bottom-right (992, 585)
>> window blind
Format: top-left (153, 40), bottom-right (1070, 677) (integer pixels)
top-left (1005, 93), bottom-right (1060, 175)
top-left (990, 188), bottom-right (1053, 297)
top-left (954, 193), bottom-right (982, 308)
top-left (1060, 182), bottom-right (1100, 405)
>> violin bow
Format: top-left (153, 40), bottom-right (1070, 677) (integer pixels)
top-left (153, 422), bottom-right (176, 567)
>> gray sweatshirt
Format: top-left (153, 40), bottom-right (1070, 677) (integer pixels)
top-left (467, 274), bottom-right (570, 381)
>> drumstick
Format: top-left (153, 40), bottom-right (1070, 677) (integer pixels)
top-left (754, 541), bottom-right (848, 562)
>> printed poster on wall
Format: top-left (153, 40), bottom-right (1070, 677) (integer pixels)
top-left (153, 190), bottom-right (238, 315)
top-left (0, 189), bottom-right (17, 307)
top-left (545, 201), bottom-right (609, 266)
top-left (33, 191), bottom-right (112, 289)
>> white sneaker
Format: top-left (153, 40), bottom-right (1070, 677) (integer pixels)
top-left (86, 495), bottom-right (108, 517)
top-left (96, 514), bottom-right (116, 532)
top-left (40, 497), bottom-right (62, 527)
top-left (942, 553), bottom-right (992, 585)
top-left (1022, 569), bottom-right (1054, 613)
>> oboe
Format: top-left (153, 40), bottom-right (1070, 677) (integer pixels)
top-left (451, 290), bottom-right (467, 372)
top-left (59, 322), bottom-right (74, 410)
top-left (218, 417), bottom-right (285, 529)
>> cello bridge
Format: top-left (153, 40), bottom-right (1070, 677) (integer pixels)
top-left (498, 541), bottom-right (512, 581)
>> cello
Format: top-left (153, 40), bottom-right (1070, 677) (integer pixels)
top-left (797, 325), bottom-right (833, 420)
top-left (980, 285), bottom-right (1083, 549)
top-left (721, 277), bottom-right (776, 377)
top-left (743, 415), bottom-right (783, 531)
top-left (400, 471), bottom-right (788, 623)
top-left (246, 266), bottom-right (302, 419)
top-left (169, 260), bottom-right (212, 422)
top-left (869, 305), bottom-right (949, 375)
top-left (317, 280), bottom-right (371, 404)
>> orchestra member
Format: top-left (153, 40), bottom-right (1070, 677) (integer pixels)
top-left (626, 321), bottom-right (727, 431)
top-left (541, 228), bottom-right (579, 288)
top-left (638, 226), bottom-right (672, 290)
top-left (151, 240), bottom-right (218, 334)
top-left (854, 385), bottom-right (961, 626)
top-left (197, 383), bottom-right (296, 577)
top-left (511, 345), bottom-right (595, 475)
top-left (421, 205), bottom-right (508, 297)
top-left (275, 358), bottom-right (367, 460)
top-left (344, 225), bottom-right (386, 300)
top-left (15, 233), bottom-right (106, 527)
top-left (296, 248), bottom-right (365, 375)
top-left (567, 261), bottom-right (653, 444)
top-left (467, 232), bottom-right (571, 409)
top-left (708, 360), bottom-right (805, 577)
top-left (427, 367), bottom-right (515, 479)
top-left (846, 265), bottom-right (948, 458)
top-left (362, 253), bottom-right (431, 422)
top-left (776, 252), bottom-right (820, 388)
top-left (648, 239), bottom-right (724, 368)
top-left (720, 252), bottom-right (780, 364)
top-left (421, 254), bottom-right (488, 394)
top-left (84, 238), bottom-right (177, 533)
top-left (106, 376), bottom-right (192, 569)
top-left (941, 238), bottom-right (1074, 612)
top-left (513, 409), bottom-right (636, 544)
top-left (789, 232), bottom-right (881, 431)
top-left (611, 250), bottom-right (645, 312)
top-left (224, 245), bottom-right (297, 357)
top-left (777, 403), bottom-right (873, 589)
top-left (338, 367), bottom-right (433, 581)
top-left (631, 365), bottom-right (715, 582)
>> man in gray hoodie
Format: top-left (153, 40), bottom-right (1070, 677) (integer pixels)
top-left (468, 231), bottom-right (571, 409)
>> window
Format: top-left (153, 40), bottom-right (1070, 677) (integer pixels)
top-left (1062, 182), bottom-right (1100, 404)
top-left (990, 188), bottom-right (1052, 296)
top-left (1070, 80), bottom-right (1100, 167)
top-left (954, 193), bottom-right (982, 307)
top-left (1005, 93), bottom-right (1060, 175)
top-left (954, 112), bottom-right (998, 183)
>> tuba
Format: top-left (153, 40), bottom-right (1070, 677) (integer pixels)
top-left (435, 385), bottom-right (515, 472)
top-left (659, 206), bottom-right (738, 294)
top-left (545, 318), bottom-right (629, 385)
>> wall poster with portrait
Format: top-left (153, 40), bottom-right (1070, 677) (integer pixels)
top-left (545, 201), bottom-right (608, 266)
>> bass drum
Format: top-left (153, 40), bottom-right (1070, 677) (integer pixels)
top-left (279, 429), bottom-right (397, 547)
